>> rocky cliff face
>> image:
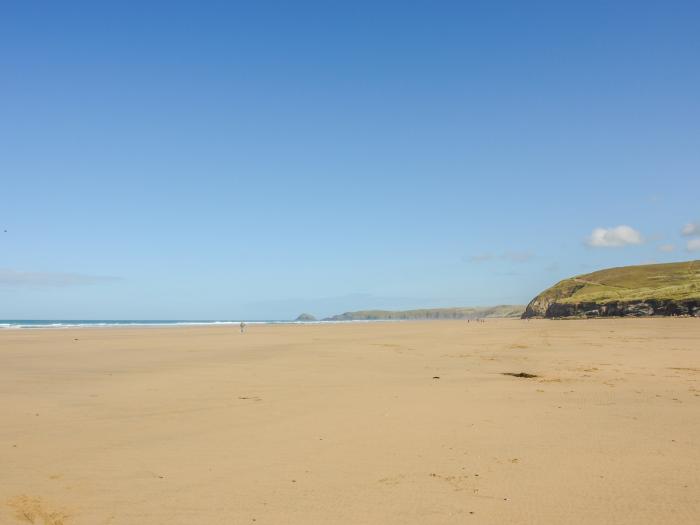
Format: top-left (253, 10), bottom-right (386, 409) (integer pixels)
top-left (523, 298), bottom-right (700, 319)
top-left (522, 260), bottom-right (700, 319)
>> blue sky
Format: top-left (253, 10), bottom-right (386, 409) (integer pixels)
top-left (1, 1), bottom-right (699, 319)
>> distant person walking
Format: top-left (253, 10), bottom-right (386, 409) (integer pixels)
top-left (240, 321), bottom-right (246, 334)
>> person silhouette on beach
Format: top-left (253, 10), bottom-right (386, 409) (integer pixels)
top-left (240, 321), bottom-right (246, 334)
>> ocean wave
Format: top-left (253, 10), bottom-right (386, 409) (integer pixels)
top-left (0, 320), bottom-right (333, 329)
top-left (0, 318), bottom-right (388, 329)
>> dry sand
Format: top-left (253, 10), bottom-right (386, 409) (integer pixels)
top-left (1, 319), bottom-right (699, 524)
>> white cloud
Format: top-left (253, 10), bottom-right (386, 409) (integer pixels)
top-left (681, 222), bottom-right (700, 236)
top-left (0, 269), bottom-right (120, 287)
top-left (687, 239), bottom-right (700, 252)
top-left (586, 226), bottom-right (643, 248)
top-left (658, 244), bottom-right (675, 252)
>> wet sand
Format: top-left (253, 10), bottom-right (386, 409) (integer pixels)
top-left (1, 319), bottom-right (699, 524)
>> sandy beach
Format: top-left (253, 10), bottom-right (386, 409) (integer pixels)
top-left (1, 319), bottom-right (698, 524)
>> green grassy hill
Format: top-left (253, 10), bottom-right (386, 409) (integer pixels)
top-left (523, 260), bottom-right (700, 318)
top-left (324, 305), bottom-right (524, 321)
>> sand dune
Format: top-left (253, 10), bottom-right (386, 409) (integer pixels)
top-left (1, 319), bottom-right (699, 524)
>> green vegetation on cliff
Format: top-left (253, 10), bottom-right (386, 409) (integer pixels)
top-left (324, 305), bottom-right (524, 321)
top-left (523, 260), bottom-right (700, 318)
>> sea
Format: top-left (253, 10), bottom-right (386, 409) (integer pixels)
top-left (0, 320), bottom-right (321, 329)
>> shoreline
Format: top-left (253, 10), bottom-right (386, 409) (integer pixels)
top-left (2, 315), bottom-right (696, 330)
top-left (0, 319), bottom-right (402, 330)
top-left (0, 318), bottom-right (527, 330)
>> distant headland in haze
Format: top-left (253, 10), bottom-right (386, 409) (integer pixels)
top-left (299, 305), bottom-right (525, 321)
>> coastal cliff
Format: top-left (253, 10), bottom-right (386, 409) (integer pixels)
top-left (523, 260), bottom-right (700, 319)
top-left (324, 305), bottom-right (524, 321)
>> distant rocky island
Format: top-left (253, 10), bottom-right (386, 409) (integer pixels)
top-left (321, 305), bottom-right (524, 321)
top-left (295, 313), bottom-right (317, 321)
top-left (523, 260), bottom-right (700, 319)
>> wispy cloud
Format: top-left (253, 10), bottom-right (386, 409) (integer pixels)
top-left (466, 254), bottom-right (495, 263)
top-left (0, 269), bottom-right (121, 287)
top-left (687, 239), bottom-right (700, 252)
top-left (502, 251), bottom-right (533, 263)
top-left (658, 244), bottom-right (675, 253)
top-left (466, 252), bottom-right (533, 263)
top-left (681, 222), bottom-right (700, 236)
top-left (586, 225), bottom-right (643, 248)
top-left (544, 262), bottom-right (560, 273)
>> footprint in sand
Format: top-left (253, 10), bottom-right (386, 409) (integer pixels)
top-left (669, 367), bottom-right (700, 373)
top-left (378, 474), bottom-right (405, 486)
top-left (428, 472), bottom-right (474, 491)
top-left (6, 495), bottom-right (70, 525)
